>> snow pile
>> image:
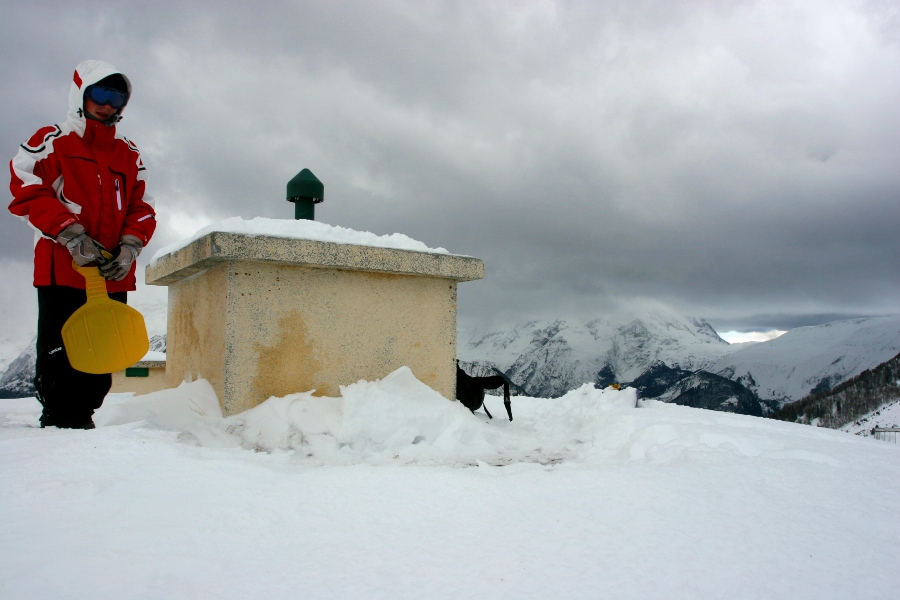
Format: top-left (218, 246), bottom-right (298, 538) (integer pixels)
top-left (95, 379), bottom-right (222, 431)
top-left (75, 367), bottom-right (872, 471)
top-left (150, 216), bottom-right (450, 264)
top-left (132, 367), bottom-right (636, 466)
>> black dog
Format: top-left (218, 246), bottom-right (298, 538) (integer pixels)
top-left (456, 361), bottom-right (513, 421)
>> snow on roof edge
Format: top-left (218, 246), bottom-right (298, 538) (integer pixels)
top-left (150, 217), bottom-right (453, 266)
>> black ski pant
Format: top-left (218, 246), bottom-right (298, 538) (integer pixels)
top-left (35, 286), bottom-right (128, 428)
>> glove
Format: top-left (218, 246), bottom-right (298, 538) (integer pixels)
top-left (56, 223), bottom-right (105, 266)
top-left (99, 235), bottom-right (143, 281)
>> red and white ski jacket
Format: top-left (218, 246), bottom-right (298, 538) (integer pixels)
top-left (8, 60), bottom-right (156, 293)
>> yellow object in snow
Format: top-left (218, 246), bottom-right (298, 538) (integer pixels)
top-left (61, 262), bottom-right (149, 374)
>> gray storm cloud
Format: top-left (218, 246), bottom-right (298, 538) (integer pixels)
top-left (1, 0), bottom-right (898, 339)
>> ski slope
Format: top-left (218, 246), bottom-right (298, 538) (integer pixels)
top-left (1, 368), bottom-right (898, 599)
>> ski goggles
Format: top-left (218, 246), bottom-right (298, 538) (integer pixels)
top-left (84, 85), bottom-right (128, 109)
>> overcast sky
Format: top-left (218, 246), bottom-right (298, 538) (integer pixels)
top-left (2, 0), bottom-right (898, 347)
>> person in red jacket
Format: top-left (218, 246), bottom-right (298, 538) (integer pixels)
top-left (9, 60), bottom-right (157, 429)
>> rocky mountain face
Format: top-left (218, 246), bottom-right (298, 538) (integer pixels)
top-left (0, 336), bottom-right (36, 399)
top-left (709, 317), bottom-right (900, 404)
top-left (625, 362), bottom-right (772, 416)
top-left (460, 312), bottom-right (900, 418)
top-left (461, 303), bottom-right (734, 395)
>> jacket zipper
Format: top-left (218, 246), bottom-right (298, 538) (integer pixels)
top-left (115, 179), bottom-right (122, 211)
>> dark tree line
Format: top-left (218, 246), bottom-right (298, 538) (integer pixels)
top-left (770, 353), bottom-right (900, 428)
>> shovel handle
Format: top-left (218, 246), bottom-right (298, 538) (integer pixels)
top-left (73, 263), bottom-right (108, 300)
top-left (72, 250), bottom-right (114, 301)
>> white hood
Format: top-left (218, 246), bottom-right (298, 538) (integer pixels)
top-left (67, 60), bottom-right (132, 137)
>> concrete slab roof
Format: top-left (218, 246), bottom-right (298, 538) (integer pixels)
top-left (146, 231), bottom-right (485, 286)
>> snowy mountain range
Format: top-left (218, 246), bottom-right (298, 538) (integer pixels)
top-left (0, 336), bottom-right (36, 399)
top-left (710, 317), bottom-right (900, 403)
top-left (460, 308), bottom-right (900, 415)
top-left (460, 302), bottom-right (733, 398)
top-left (772, 352), bottom-right (900, 430)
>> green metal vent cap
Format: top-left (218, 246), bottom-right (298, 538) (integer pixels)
top-left (286, 169), bottom-right (324, 204)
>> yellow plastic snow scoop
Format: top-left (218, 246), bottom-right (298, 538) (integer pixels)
top-left (61, 260), bottom-right (149, 374)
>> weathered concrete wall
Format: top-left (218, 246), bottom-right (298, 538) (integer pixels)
top-left (163, 263), bottom-right (229, 398)
top-left (223, 262), bottom-right (458, 413)
top-left (147, 232), bottom-right (483, 416)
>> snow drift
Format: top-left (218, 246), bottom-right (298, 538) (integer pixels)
top-left (37, 366), bottom-right (882, 472)
top-left (2, 367), bottom-right (898, 599)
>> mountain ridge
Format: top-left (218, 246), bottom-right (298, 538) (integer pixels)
top-left (460, 313), bottom-right (900, 418)
top-left (771, 352), bottom-right (900, 429)
top-left (461, 302), bottom-right (736, 399)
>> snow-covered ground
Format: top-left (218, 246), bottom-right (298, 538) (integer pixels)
top-left (2, 368), bottom-right (898, 599)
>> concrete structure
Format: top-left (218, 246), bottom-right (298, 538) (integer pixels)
top-left (146, 231), bottom-right (484, 416)
top-left (110, 358), bottom-right (167, 396)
